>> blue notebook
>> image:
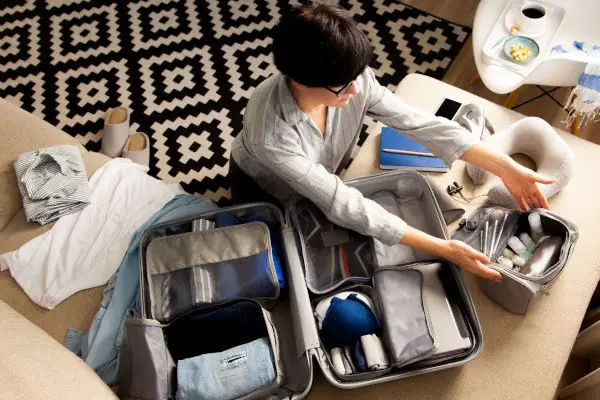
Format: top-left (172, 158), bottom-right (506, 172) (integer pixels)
top-left (379, 127), bottom-right (448, 172)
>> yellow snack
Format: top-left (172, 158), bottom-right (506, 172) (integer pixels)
top-left (510, 43), bottom-right (531, 62)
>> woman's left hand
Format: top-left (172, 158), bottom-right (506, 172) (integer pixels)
top-left (500, 161), bottom-right (554, 211)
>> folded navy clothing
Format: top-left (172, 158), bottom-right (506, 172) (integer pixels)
top-left (164, 301), bottom-right (268, 361)
top-left (353, 339), bottom-right (368, 373)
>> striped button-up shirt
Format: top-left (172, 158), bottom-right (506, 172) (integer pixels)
top-left (231, 68), bottom-right (478, 246)
top-left (14, 145), bottom-right (90, 225)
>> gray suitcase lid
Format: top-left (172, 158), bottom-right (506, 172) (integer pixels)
top-left (286, 170), bottom-right (483, 390)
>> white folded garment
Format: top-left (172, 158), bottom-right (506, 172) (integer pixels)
top-left (0, 158), bottom-right (185, 309)
top-left (330, 347), bottom-right (346, 375)
top-left (343, 346), bottom-right (356, 373)
top-left (361, 334), bottom-right (390, 371)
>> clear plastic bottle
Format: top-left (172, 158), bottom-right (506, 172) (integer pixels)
top-left (508, 236), bottom-right (532, 260)
top-left (528, 213), bottom-right (546, 243)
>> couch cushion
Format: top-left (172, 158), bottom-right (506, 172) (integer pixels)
top-left (0, 299), bottom-right (116, 400)
top-left (0, 98), bottom-right (110, 342)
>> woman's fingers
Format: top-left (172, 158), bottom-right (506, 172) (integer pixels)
top-left (465, 244), bottom-right (490, 263)
top-left (470, 260), bottom-right (502, 281)
top-left (527, 193), bottom-right (540, 209)
top-left (514, 194), bottom-right (528, 211)
top-left (534, 187), bottom-right (551, 210)
top-left (530, 172), bottom-right (555, 185)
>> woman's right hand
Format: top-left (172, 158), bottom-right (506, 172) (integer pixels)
top-left (399, 226), bottom-right (502, 281)
top-left (441, 240), bottom-right (502, 281)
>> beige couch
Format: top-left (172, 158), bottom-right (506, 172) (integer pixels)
top-left (0, 74), bottom-right (599, 400)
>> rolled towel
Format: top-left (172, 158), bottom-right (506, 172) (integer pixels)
top-left (361, 334), bottom-right (390, 371)
top-left (344, 346), bottom-right (357, 374)
top-left (330, 347), bottom-right (346, 375)
top-left (341, 350), bottom-right (353, 374)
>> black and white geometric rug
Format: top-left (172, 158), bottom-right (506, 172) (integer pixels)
top-left (0, 0), bottom-right (471, 203)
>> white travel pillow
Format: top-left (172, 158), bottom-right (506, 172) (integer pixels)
top-left (466, 117), bottom-right (574, 209)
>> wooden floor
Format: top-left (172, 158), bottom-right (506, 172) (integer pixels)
top-left (403, 0), bottom-right (599, 144)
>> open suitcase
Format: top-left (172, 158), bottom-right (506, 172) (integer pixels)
top-left (119, 170), bottom-right (483, 400)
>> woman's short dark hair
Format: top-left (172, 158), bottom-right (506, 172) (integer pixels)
top-left (272, 2), bottom-right (373, 88)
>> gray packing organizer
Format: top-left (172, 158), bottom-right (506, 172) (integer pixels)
top-left (120, 170), bottom-right (483, 399)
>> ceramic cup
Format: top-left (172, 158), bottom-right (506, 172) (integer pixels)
top-left (519, 1), bottom-right (548, 34)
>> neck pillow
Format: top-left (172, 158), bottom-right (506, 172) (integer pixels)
top-left (466, 117), bottom-right (574, 209)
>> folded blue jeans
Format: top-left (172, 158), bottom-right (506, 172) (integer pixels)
top-left (176, 337), bottom-right (276, 400)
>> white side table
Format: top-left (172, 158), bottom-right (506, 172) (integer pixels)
top-left (473, 0), bottom-right (599, 95)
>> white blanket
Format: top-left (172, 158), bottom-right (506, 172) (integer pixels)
top-left (0, 158), bottom-right (185, 309)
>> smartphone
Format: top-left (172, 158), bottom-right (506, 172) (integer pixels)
top-left (435, 98), bottom-right (463, 120)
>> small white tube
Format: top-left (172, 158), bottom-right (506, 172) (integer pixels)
top-left (497, 255), bottom-right (514, 269)
top-left (508, 236), bottom-right (533, 260)
top-left (519, 232), bottom-right (537, 252)
top-left (528, 213), bottom-right (545, 243)
top-left (502, 248), bottom-right (516, 259)
top-left (511, 255), bottom-right (526, 267)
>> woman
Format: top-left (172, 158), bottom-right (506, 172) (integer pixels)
top-left (230, 3), bottom-right (553, 281)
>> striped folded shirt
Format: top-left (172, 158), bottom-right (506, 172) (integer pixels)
top-left (13, 145), bottom-right (91, 225)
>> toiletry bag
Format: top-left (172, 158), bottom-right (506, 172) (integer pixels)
top-left (453, 206), bottom-right (579, 314)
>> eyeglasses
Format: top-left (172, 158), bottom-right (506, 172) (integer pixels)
top-left (325, 81), bottom-right (353, 97)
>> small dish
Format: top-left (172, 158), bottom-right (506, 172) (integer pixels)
top-left (504, 36), bottom-right (539, 63)
top-left (504, 8), bottom-right (546, 38)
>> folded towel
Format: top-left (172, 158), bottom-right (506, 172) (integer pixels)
top-left (565, 42), bottom-right (600, 128)
top-left (13, 145), bottom-right (91, 224)
top-left (330, 347), bottom-right (346, 375)
top-left (361, 334), bottom-right (390, 371)
top-left (340, 350), bottom-right (353, 374)
top-left (343, 346), bottom-right (357, 374)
